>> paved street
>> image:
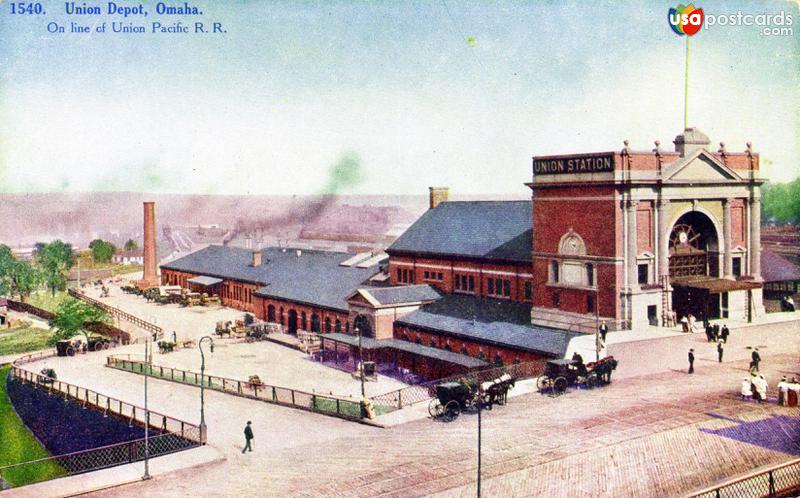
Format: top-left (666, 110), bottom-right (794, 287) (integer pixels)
top-left (19, 318), bottom-right (792, 497)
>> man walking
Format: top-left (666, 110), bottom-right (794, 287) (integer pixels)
top-left (688, 349), bottom-right (695, 374)
top-left (751, 348), bottom-right (761, 372)
top-left (717, 340), bottom-right (724, 363)
top-left (720, 324), bottom-right (729, 343)
top-left (599, 320), bottom-right (608, 343)
top-left (242, 421), bottom-right (254, 453)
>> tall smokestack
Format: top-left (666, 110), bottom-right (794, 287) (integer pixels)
top-left (142, 201), bottom-right (158, 286)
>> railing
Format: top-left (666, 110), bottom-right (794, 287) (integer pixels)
top-left (686, 458), bottom-right (800, 498)
top-left (68, 288), bottom-right (163, 340)
top-left (106, 355), bottom-right (369, 421)
top-left (1, 364), bottom-right (202, 489)
top-left (370, 360), bottom-right (545, 410)
top-left (13, 349), bottom-right (57, 365)
top-left (8, 366), bottom-right (202, 440)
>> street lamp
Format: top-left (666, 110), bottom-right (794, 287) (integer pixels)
top-left (198, 335), bottom-right (214, 444)
top-left (594, 287), bottom-right (601, 362)
top-left (142, 337), bottom-right (151, 480)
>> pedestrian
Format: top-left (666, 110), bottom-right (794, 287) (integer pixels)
top-left (688, 348), bottom-right (695, 374)
top-left (680, 315), bottom-right (689, 333)
top-left (751, 348), bottom-right (761, 372)
top-left (717, 340), bottom-right (724, 363)
top-left (740, 378), bottom-right (752, 401)
top-left (754, 374), bottom-right (768, 403)
top-left (599, 320), bottom-right (608, 342)
top-left (705, 324), bottom-right (714, 342)
top-left (720, 324), bottom-right (729, 343)
top-left (688, 314), bottom-right (697, 333)
top-left (242, 421), bottom-right (254, 453)
top-left (778, 376), bottom-right (789, 406)
top-left (712, 323), bottom-right (720, 341)
top-left (702, 314), bottom-right (709, 331)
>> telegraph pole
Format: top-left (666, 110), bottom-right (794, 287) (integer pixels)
top-left (142, 338), bottom-right (151, 480)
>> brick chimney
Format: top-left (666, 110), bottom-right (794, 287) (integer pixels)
top-left (142, 202), bottom-right (158, 286)
top-left (251, 250), bottom-right (262, 267)
top-left (428, 187), bottom-right (449, 210)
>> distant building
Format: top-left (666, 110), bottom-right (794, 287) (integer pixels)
top-left (761, 248), bottom-right (800, 299)
top-left (112, 250), bottom-right (144, 266)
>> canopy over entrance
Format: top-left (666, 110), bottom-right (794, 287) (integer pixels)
top-left (187, 275), bottom-right (223, 286)
top-left (672, 277), bottom-right (762, 321)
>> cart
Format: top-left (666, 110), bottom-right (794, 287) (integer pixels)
top-left (428, 381), bottom-right (478, 421)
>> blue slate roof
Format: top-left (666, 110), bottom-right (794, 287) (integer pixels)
top-left (360, 285), bottom-right (441, 306)
top-left (161, 245), bottom-right (384, 312)
top-left (387, 201), bottom-right (532, 263)
top-left (395, 294), bottom-right (578, 357)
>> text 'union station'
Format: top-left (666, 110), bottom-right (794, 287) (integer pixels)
top-left (160, 127), bottom-right (767, 376)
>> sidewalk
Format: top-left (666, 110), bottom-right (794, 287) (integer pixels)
top-left (0, 445), bottom-right (224, 498)
top-left (565, 310), bottom-right (800, 362)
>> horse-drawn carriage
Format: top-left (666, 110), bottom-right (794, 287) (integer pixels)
top-left (537, 356), bottom-right (618, 396)
top-left (429, 374), bottom-right (516, 421)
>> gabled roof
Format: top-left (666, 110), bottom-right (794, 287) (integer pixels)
top-left (161, 245), bottom-right (384, 312)
top-left (395, 294), bottom-right (579, 357)
top-left (761, 249), bottom-right (800, 283)
top-left (348, 284), bottom-right (441, 307)
top-left (387, 201), bottom-right (532, 263)
top-left (662, 148), bottom-right (744, 182)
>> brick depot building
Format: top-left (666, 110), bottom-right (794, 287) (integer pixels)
top-left (159, 127), bottom-right (767, 375)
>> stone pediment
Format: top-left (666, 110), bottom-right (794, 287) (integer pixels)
top-left (663, 149), bottom-right (743, 182)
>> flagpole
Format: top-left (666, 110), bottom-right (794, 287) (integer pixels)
top-left (684, 36), bottom-right (690, 130)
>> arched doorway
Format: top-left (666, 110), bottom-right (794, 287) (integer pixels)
top-left (267, 305), bottom-right (276, 322)
top-left (287, 309), bottom-right (298, 334)
top-left (353, 314), bottom-right (372, 338)
top-left (668, 211), bottom-right (720, 279)
top-left (310, 313), bottom-right (321, 333)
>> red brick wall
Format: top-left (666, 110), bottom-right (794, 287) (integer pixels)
top-left (388, 256), bottom-right (533, 303)
top-left (732, 199), bottom-right (746, 247)
top-left (393, 324), bottom-right (549, 367)
top-left (637, 201), bottom-right (653, 254)
top-left (253, 295), bottom-right (349, 334)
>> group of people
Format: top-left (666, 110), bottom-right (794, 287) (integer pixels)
top-left (704, 323), bottom-right (729, 343)
top-left (686, 321), bottom-right (734, 374)
top-left (741, 374), bottom-right (770, 403)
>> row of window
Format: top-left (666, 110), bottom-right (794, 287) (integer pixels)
top-left (223, 284), bottom-right (253, 304)
top-left (487, 278), bottom-right (511, 297)
top-left (550, 261), bottom-right (595, 287)
top-left (399, 332), bottom-right (522, 366)
top-left (265, 304), bottom-right (350, 333)
top-left (454, 273), bottom-right (475, 292)
top-left (397, 268), bottom-right (415, 284)
top-left (423, 270), bottom-right (443, 281)
top-left (407, 269), bottom-right (533, 301)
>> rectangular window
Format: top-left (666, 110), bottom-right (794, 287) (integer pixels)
top-left (587, 294), bottom-right (594, 313)
top-left (396, 268), bottom-right (401, 282)
top-left (455, 275), bottom-right (461, 290)
top-left (638, 263), bottom-right (649, 285)
top-left (551, 292), bottom-right (560, 308)
top-left (424, 271), bottom-right (429, 279)
top-left (524, 281), bottom-right (532, 300)
top-left (488, 279), bottom-right (494, 294)
top-left (503, 280), bottom-right (511, 297)
top-left (469, 276), bottom-right (474, 291)
top-left (732, 257), bottom-right (742, 277)
top-left (586, 264), bottom-right (594, 286)
top-left (551, 261), bottom-right (559, 283)
top-left (438, 272), bottom-right (443, 280)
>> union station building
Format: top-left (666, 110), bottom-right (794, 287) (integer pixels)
top-left (160, 127), bottom-right (769, 376)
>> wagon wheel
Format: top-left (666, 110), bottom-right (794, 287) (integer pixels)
top-left (443, 400), bottom-right (461, 422)
top-left (428, 398), bottom-right (443, 418)
top-left (66, 346), bottom-right (76, 357)
top-left (536, 376), bottom-right (550, 393)
top-left (553, 376), bottom-right (568, 395)
top-left (586, 371), bottom-right (599, 389)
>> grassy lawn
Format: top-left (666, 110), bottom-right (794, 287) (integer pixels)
top-left (26, 291), bottom-right (69, 314)
top-left (0, 325), bottom-right (52, 356)
top-left (0, 366), bottom-right (66, 488)
top-left (112, 264), bottom-right (143, 276)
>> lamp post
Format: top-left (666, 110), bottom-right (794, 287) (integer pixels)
top-left (595, 287), bottom-right (601, 362)
top-left (477, 383), bottom-right (482, 497)
top-left (198, 335), bottom-right (214, 444)
top-left (142, 337), bottom-right (151, 480)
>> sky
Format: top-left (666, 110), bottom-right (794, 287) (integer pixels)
top-left (0, 0), bottom-right (798, 196)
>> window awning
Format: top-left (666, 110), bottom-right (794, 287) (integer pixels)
top-left (672, 277), bottom-right (762, 293)
top-left (187, 275), bottom-right (223, 286)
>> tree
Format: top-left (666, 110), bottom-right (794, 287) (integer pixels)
top-left (35, 240), bottom-right (75, 297)
top-left (7, 260), bottom-right (41, 302)
top-left (0, 245), bottom-right (15, 296)
top-left (124, 239), bottom-right (138, 251)
top-left (89, 239), bottom-right (115, 263)
top-left (48, 298), bottom-right (111, 345)
top-left (762, 178), bottom-right (800, 225)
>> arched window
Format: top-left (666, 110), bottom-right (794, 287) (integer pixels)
top-left (301, 312), bottom-right (307, 331)
top-left (460, 345), bottom-right (469, 355)
top-left (477, 350), bottom-right (486, 360)
top-left (267, 305), bottom-right (276, 322)
top-left (335, 319), bottom-right (341, 333)
top-left (444, 344), bottom-right (452, 352)
top-left (311, 313), bottom-right (321, 333)
top-left (415, 336), bottom-right (422, 345)
top-left (279, 307), bottom-right (284, 325)
top-left (430, 339), bottom-right (437, 348)
top-left (325, 317), bottom-right (331, 333)
top-left (493, 354), bottom-right (504, 367)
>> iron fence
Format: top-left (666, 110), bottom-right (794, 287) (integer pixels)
top-left (687, 458), bottom-right (800, 498)
top-left (0, 427), bottom-right (201, 489)
top-left (68, 288), bottom-right (163, 340)
top-left (370, 360), bottom-right (545, 409)
top-left (8, 366), bottom-right (202, 441)
top-left (106, 354), bottom-right (369, 421)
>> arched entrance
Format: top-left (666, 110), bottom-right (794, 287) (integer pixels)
top-left (287, 309), bottom-right (298, 334)
top-left (668, 211), bottom-right (720, 279)
top-left (353, 314), bottom-right (372, 338)
top-left (267, 305), bottom-right (276, 322)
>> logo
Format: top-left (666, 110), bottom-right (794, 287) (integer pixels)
top-left (668, 4), bottom-right (705, 36)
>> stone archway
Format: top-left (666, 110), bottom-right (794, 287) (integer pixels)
top-left (287, 309), bottom-right (298, 334)
top-left (668, 210), bottom-right (720, 279)
top-left (353, 314), bottom-right (372, 338)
